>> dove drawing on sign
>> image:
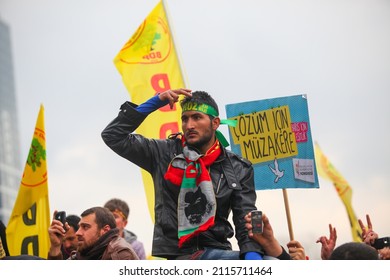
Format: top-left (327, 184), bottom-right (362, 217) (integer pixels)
top-left (268, 158), bottom-right (284, 183)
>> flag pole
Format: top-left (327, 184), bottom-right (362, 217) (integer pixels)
top-left (282, 189), bottom-right (294, 240)
top-left (162, 0), bottom-right (189, 88)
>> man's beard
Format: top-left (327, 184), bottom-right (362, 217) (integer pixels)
top-left (186, 126), bottom-right (214, 151)
top-left (78, 232), bottom-right (101, 254)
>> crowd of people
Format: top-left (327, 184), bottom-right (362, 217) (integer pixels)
top-left (245, 212), bottom-right (389, 260)
top-left (1, 89), bottom-right (388, 260)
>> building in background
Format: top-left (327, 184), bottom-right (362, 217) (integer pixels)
top-left (0, 18), bottom-right (22, 224)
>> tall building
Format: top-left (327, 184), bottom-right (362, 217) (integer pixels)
top-left (0, 18), bottom-right (22, 224)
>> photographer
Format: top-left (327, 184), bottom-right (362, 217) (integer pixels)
top-left (48, 207), bottom-right (139, 260)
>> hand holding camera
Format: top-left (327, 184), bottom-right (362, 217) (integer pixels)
top-left (48, 210), bottom-right (68, 257)
top-left (55, 211), bottom-right (67, 231)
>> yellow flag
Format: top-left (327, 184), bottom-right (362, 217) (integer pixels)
top-left (314, 142), bottom-right (362, 241)
top-left (6, 105), bottom-right (50, 258)
top-left (114, 0), bottom-right (186, 222)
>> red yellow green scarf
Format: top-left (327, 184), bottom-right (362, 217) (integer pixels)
top-left (164, 139), bottom-right (221, 247)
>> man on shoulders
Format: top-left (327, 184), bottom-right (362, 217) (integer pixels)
top-left (102, 89), bottom-right (263, 260)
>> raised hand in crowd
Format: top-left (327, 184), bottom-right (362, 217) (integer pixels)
top-left (245, 212), bottom-right (293, 260)
top-left (245, 211), bottom-right (283, 258)
top-left (48, 210), bottom-right (70, 258)
top-left (287, 240), bottom-right (307, 260)
top-left (358, 214), bottom-right (378, 246)
top-left (359, 213), bottom-right (390, 260)
top-left (316, 223), bottom-right (337, 260)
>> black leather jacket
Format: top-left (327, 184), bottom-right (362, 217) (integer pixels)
top-left (101, 101), bottom-right (264, 259)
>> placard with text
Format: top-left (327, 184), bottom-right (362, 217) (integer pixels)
top-left (226, 94), bottom-right (319, 190)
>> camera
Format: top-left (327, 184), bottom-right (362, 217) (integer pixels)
top-left (55, 211), bottom-right (66, 230)
top-left (251, 210), bottom-right (263, 234)
top-left (373, 237), bottom-right (390, 250)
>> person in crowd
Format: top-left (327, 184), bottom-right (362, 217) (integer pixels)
top-left (316, 223), bottom-right (337, 260)
top-left (104, 198), bottom-right (146, 259)
top-left (102, 89), bottom-right (263, 260)
top-left (329, 241), bottom-right (379, 260)
top-left (61, 215), bottom-right (80, 259)
top-left (48, 207), bottom-right (138, 260)
top-left (245, 211), bottom-right (307, 260)
top-left (318, 214), bottom-right (389, 260)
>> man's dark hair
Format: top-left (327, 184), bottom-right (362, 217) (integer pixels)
top-left (329, 242), bottom-right (379, 260)
top-left (180, 91), bottom-right (219, 116)
top-left (65, 215), bottom-right (81, 231)
top-left (80, 207), bottom-right (116, 230)
top-left (104, 198), bottom-right (130, 220)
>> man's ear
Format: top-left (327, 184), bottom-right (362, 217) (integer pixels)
top-left (101, 224), bottom-right (111, 234)
top-left (212, 117), bottom-right (220, 130)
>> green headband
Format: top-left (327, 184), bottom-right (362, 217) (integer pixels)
top-left (182, 102), bottom-right (237, 147)
top-left (182, 102), bottom-right (219, 116)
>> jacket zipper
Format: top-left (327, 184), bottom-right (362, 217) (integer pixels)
top-left (216, 173), bottom-right (223, 194)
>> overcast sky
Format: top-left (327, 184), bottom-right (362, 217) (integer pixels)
top-left (1, 0), bottom-right (389, 260)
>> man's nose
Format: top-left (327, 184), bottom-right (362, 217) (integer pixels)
top-left (184, 119), bottom-right (195, 129)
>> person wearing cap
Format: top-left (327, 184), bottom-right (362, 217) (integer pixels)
top-left (102, 89), bottom-right (264, 260)
top-left (104, 198), bottom-right (146, 259)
